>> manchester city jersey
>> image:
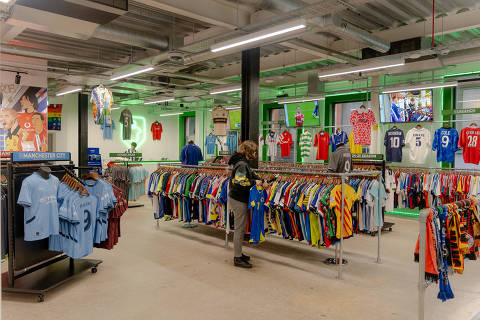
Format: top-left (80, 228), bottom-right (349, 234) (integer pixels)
top-left (432, 127), bottom-right (459, 163)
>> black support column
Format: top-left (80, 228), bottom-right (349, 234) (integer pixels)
top-left (241, 47), bottom-right (260, 145)
top-left (78, 93), bottom-right (88, 176)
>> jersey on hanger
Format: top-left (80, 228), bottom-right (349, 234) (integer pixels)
top-left (405, 127), bottom-right (431, 164)
top-left (249, 186), bottom-right (268, 244)
top-left (313, 131), bottom-right (329, 160)
top-left (151, 122), bottom-right (163, 140)
top-left (278, 131), bottom-right (293, 157)
top-left (350, 109), bottom-right (376, 145)
top-left (265, 132), bottom-right (278, 159)
top-left (459, 126), bottom-right (480, 164)
top-left (299, 130), bottom-right (313, 159)
top-left (384, 128), bottom-right (405, 162)
top-left (432, 127), bottom-right (459, 163)
top-left (330, 130), bottom-right (348, 152)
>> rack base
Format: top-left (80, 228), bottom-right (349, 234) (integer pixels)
top-left (2, 258), bottom-right (102, 302)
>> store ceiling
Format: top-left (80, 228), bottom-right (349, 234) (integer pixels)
top-left (2, 0), bottom-right (480, 108)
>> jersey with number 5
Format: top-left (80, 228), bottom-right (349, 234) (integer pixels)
top-left (459, 127), bottom-right (480, 164)
top-left (406, 127), bottom-right (431, 164)
top-left (432, 128), bottom-right (459, 163)
top-left (384, 128), bottom-right (405, 162)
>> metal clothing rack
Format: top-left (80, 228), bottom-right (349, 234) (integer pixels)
top-left (3, 155), bottom-right (101, 302)
top-left (417, 197), bottom-right (479, 320)
top-left (154, 164), bottom-right (383, 280)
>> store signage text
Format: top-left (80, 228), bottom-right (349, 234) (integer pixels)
top-left (12, 152), bottom-right (71, 162)
top-left (352, 154), bottom-right (383, 160)
top-left (442, 108), bottom-right (480, 115)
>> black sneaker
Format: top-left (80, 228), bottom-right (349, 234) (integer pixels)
top-left (234, 257), bottom-right (252, 268)
top-left (241, 254), bottom-right (250, 262)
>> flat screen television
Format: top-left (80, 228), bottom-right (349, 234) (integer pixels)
top-left (283, 100), bottom-right (321, 127)
top-left (379, 89), bottom-right (433, 123)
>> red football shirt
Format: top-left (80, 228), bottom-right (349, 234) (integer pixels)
top-left (459, 126), bottom-right (480, 164)
top-left (313, 131), bottom-right (330, 160)
top-left (151, 122), bottom-right (163, 140)
top-left (278, 131), bottom-right (293, 157)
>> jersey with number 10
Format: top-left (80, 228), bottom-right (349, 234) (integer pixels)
top-left (432, 128), bottom-right (459, 163)
top-left (406, 127), bottom-right (431, 164)
top-left (384, 128), bottom-right (405, 162)
top-left (459, 127), bottom-right (480, 164)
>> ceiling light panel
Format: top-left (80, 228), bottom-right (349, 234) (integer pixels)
top-left (318, 59), bottom-right (405, 79)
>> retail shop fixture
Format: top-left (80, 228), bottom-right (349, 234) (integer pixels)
top-left (155, 164), bottom-right (383, 280)
top-left (417, 197), bottom-right (479, 320)
top-left (2, 153), bottom-right (101, 302)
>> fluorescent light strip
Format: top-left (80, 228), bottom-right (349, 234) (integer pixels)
top-left (458, 99), bottom-right (480, 103)
top-left (159, 112), bottom-right (183, 117)
top-left (144, 98), bottom-right (174, 105)
top-left (211, 24), bottom-right (306, 53)
top-left (110, 66), bottom-right (154, 81)
top-left (382, 83), bottom-right (457, 94)
top-left (56, 88), bottom-right (82, 96)
top-left (278, 97), bottom-right (325, 104)
top-left (111, 107), bottom-right (121, 110)
top-left (210, 88), bottom-right (241, 95)
top-left (226, 107), bottom-right (241, 110)
top-left (318, 62), bottom-right (405, 79)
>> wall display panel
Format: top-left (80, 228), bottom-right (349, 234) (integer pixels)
top-left (379, 89), bottom-right (433, 123)
top-left (283, 101), bottom-right (320, 127)
top-left (229, 110), bottom-right (241, 129)
top-left (0, 84), bottom-right (48, 151)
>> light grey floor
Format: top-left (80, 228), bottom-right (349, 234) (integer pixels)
top-left (2, 196), bottom-right (480, 320)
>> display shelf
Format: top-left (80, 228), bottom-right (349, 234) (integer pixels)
top-left (2, 258), bottom-right (102, 302)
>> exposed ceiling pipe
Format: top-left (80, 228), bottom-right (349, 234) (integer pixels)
top-left (0, 44), bottom-right (123, 68)
top-left (93, 24), bottom-right (169, 50)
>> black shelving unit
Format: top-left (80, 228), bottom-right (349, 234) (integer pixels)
top-left (2, 154), bottom-right (102, 302)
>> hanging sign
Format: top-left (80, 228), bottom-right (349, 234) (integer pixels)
top-left (12, 152), bottom-right (71, 162)
top-left (352, 154), bottom-right (383, 160)
top-left (109, 152), bottom-right (142, 158)
top-left (442, 108), bottom-right (480, 116)
top-left (48, 104), bottom-right (62, 130)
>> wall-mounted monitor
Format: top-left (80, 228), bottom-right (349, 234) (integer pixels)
top-left (379, 89), bottom-right (433, 123)
top-left (283, 100), bottom-right (320, 127)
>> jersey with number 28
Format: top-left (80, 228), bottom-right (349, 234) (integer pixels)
top-left (432, 127), bottom-right (459, 163)
top-left (459, 126), bottom-right (480, 164)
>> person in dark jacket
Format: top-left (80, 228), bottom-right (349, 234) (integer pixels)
top-left (228, 140), bottom-right (267, 268)
top-left (180, 140), bottom-right (203, 166)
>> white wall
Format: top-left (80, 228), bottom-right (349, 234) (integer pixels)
top-left (88, 106), bottom-right (179, 164)
top-left (48, 94), bottom-right (79, 163)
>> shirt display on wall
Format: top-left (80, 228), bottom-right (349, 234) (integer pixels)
top-left (405, 126), bottom-right (431, 164)
top-left (226, 132), bottom-right (239, 153)
top-left (265, 131), bottom-right (278, 159)
top-left (151, 121), bottom-right (163, 141)
top-left (349, 107), bottom-right (376, 145)
top-left (459, 126), bottom-right (480, 164)
top-left (212, 106), bottom-right (228, 136)
top-left (384, 127), bottom-right (405, 162)
top-left (348, 132), bottom-right (363, 154)
top-left (119, 108), bottom-right (133, 140)
top-left (90, 85), bottom-right (113, 124)
top-left (17, 172), bottom-right (60, 241)
top-left (299, 130), bottom-right (313, 159)
top-left (330, 129), bottom-right (348, 152)
top-left (205, 134), bottom-right (220, 155)
top-left (47, 104), bottom-right (62, 130)
top-left (313, 130), bottom-right (329, 160)
top-left (432, 127), bottom-right (459, 163)
top-left (278, 130), bottom-right (293, 157)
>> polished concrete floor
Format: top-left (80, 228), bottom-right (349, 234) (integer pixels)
top-left (2, 196), bottom-right (480, 320)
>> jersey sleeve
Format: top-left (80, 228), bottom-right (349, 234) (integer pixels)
top-left (343, 132), bottom-right (348, 143)
top-left (248, 187), bottom-right (256, 209)
top-left (313, 134), bottom-right (318, 147)
top-left (453, 129), bottom-right (460, 151)
top-left (401, 131), bottom-right (405, 146)
top-left (384, 131), bottom-right (388, 147)
top-left (119, 112), bottom-right (124, 123)
top-left (150, 123), bottom-right (154, 132)
top-left (17, 180), bottom-right (32, 206)
top-left (369, 110), bottom-right (377, 126)
top-left (459, 129), bottom-right (465, 149)
top-left (329, 134), bottom-right (334, 147)
top-left (432, 130), bottom-right (438, 151)
top-left (349, 111), bottom-right (357, 126)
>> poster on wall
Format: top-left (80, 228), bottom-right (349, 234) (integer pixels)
top-left (48, 104), bottom-right (62, 130)
top-left (0, 84), bottom-right (48, 151)
top-left (283, 101), bottom-right (320, 127)
top-left (229, 109), bottom-right (241, 129)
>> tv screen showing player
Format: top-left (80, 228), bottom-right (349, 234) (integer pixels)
top-left (379, 89), bottom-right (433, 123)
top-left (283, 100), bottom-right (321, 127)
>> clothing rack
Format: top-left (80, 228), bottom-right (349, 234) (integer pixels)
top-left (417, 196), bottom-right (479, 320)
top-left (154, 164), bottom-right (383, 279)
top-left (3, 156), bottom-right (101, 302)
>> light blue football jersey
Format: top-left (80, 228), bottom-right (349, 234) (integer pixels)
top-left (18, 172), bottom-right (59, 241)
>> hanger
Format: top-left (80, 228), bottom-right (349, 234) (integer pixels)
top-left (391, 125), bottom-right (397, 129)
top-left (470, 122), bottom-right (477, 127)
top-left (86, 171), bottom-right (100, 181)
top-left (415, 124), bottom-right (422, 129)
top-left (443, 122), bottom-right (451, 128)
